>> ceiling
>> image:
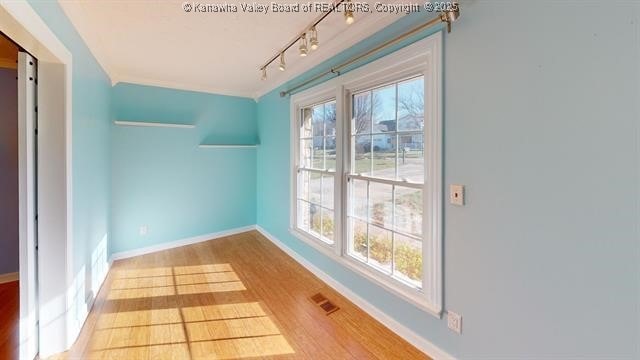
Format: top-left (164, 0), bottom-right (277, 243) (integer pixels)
top-left (58, 0), bottom-right (408, 99)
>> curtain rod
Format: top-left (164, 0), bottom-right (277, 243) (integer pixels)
top-left (279, 8), bottom-right (460, 98)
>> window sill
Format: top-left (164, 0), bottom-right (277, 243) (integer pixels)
top-left (288, 227), bottom-right (442, 318)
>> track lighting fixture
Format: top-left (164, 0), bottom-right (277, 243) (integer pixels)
top-left (260, 0), bottom-right (374, 80)
top-left (310, 27), bottom-right (319, 51)
top-left (299, 33), bottom-right (308, 57)
top-left (344, 0), bottom-right (354, 25)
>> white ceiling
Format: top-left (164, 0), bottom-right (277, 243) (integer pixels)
top-left (58, 0), bottom-right (408, 99)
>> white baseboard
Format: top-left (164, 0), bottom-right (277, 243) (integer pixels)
top-left (255, 225), bottom-right (455, 360)
top-left (110, 225), bottom-right (257, 261)
top-left (0, 272), bottom-right (19, 284)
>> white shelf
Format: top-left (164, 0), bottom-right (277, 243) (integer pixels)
top-left (114, 120), bottom-right (195, 129)
top-left (198, 144), bottom-right (257, 149)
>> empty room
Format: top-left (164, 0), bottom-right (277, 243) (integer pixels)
top-left (0, 0), bottom-right (638, 359)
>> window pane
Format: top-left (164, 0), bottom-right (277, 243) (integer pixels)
top-left (301, 107), bottom-right (313, 138)
top-left (353, 92), bottom-right (372, 134)
top-left (397, 134), bottom-right (424, 183)
top-left (322, 175), bottom-right (334, 209)
top-left (368, 225), bottom-right (392, 273)
top-left (397, 77), bottom-right (424, 132)
top-left (309, 172), bottom-right (322, 204)
top-left (350, 179), bottom-right (368, 220)
top-left (297, 200), bottom-right (310, 232)
top-left (394, 186), bottom-right (422, 237)
top-left (372, 85), bottom-right (396, 128)
top-left (298, 170), bottom-right (310, 202)
top-left (350, 218), bottom-right (368, 261)
top-left (312, 104), bottom-right (324, 137)
top-left (372, 134), bottom-right (396, 179)
top-left (324, 101), bottom-right (336, 137)
top-left (312, 137), bottom-right (324, 169)
top-left (300, 139), bottom-right (313, 168)
top-left (325, 137), bottom-right (336, 171)
top-left (369, 182), bottom-right (392, 228)
top-left (353, 135), bottom-right (372, 175)
top-left (310, 203), bottom-right (321, 236)
top-left (321, 208), bottom-right (334, 243)
top-left (393, 233), bottom-right (422, 288)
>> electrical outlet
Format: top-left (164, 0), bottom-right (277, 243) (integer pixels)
top-left (139, 225), bottom-right (148, 236)
top-left (447, 311), bottom-right (462, 334)
top-left (449, 184), bottom-right (464, 206)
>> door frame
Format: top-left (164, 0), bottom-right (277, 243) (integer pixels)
top-left (0, 2), bottom-right (73, 358)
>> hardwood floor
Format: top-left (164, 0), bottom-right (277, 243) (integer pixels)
top-left (56, 230), bottom-right (429, 360)
top-left (0, 280), bottom-right (19, 360)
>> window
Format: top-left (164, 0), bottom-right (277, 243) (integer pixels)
top-left (347, 76), bottom-right (425, 289)
top-left (290, 34), bottom-right (442, 315)
top-left (296, 99), bottom-right (337, 244)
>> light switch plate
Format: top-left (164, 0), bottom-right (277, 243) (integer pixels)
top-left (450, 184), bottom-right (464, 206)
top-left (447, 311), bottom-right (462, 334)
top-left (139, 225), bottom-right (148, 236)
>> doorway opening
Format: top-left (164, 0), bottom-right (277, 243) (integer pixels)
top-left (0, 30), bottom-right (39, 360)
top-left (1, 1), bottom-right (75, 357)
top-left (0, 32), bottom-right (23, 360)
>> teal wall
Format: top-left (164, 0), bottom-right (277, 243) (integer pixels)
top-left (256, 1), bottom-right (640, 358)
top-left (24, 0), bottom-right (640, 357)
top-left (27, 0), bottom-right (112, 280)
top-left (110, 83), bottom-right (257, 254)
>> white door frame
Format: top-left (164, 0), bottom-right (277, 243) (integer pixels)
top-left (17, 50), bottom-right (38, 360)
top-left (0, 1), bottom-right (74, 358)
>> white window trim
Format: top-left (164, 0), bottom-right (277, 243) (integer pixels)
top-left (290, 33), bottom-right (442, 317)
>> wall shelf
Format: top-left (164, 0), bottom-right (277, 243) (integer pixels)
top-left (114, 120), bottom-right (195, 129)
top-left (198, 144), bottom-right (257, 149)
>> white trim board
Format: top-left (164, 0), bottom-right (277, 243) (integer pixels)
top-left (110, 225), bottom-right (257, 261)
top-left (255, 225), bottom-right (455, 360)
top-left (0, 272), bottom-right (19, 284)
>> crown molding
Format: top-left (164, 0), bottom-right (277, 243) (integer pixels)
top-left (111, 73), bottom-right (255, 99)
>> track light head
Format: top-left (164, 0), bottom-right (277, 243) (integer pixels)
top-left (278, 53), bottom-right (286, 71)
top-left (344, 0), bottom-right (354, 24)
top-left (310, 27), bottom-right (319, 50)
top-left (442, 8), bottom-right (460, 23)
top-left (345, 10), bottom-right (354, 24)
top-left (299, 34), bottom-right (308, 57)
top-left (261, 68), bottom-right (267, 80)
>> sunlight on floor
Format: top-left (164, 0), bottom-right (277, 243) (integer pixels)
top-left (107, 264), bottom-right (246, 300)
top-left (90, 264), bottom-right (294, 359)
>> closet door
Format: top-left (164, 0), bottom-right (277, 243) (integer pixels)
top-left (18, 51), bottom-right (38, 360)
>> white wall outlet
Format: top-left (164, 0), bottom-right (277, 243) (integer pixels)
top-left (447, 311), bottom-right (462, 334)
top-left (449, 184), bottom-right (464, 206)
top-left (139, 225), bottom-right (148, 236)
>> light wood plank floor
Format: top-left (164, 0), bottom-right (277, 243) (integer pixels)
top-left (53, 230), bottom-right (429, 360)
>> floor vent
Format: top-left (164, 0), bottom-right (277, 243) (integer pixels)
top-left (310, 293), bottom-right (327, 304)
top-left (310, 293), bottom-right (340, 315)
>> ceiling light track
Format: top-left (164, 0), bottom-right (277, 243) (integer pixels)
top-left (278, 8), bottom-right (461, 97)
top-left (259, 0), bottom-right (350, 80)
